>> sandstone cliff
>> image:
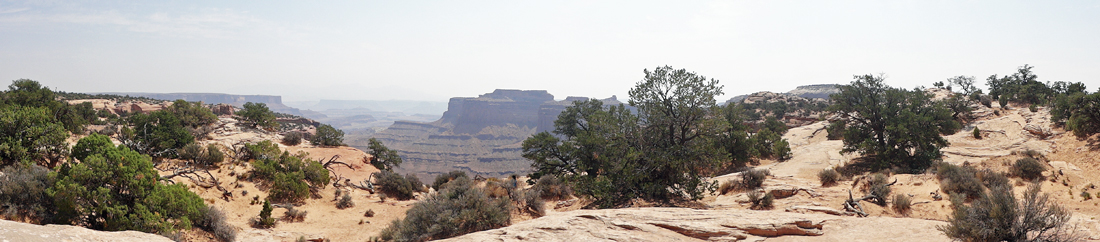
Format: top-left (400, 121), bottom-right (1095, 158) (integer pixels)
top-left (0, 219), bottom-right (173, 242)
top-left (441, 89), bottom-right (554, 134)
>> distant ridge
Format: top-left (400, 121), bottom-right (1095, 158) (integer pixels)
top-left (99, 92), bottom-right (302, 116)
top-left (725, 84), bottom-right (839, 104)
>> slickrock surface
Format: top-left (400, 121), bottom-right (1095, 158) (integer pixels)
top-left (0, 220), bottom-right (173, 242)
top-left (442, 207), bottom-right (950, 242)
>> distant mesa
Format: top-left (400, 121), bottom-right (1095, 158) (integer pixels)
top-left (99, 92), bottom-right (303, 116)
top-left (725, 84), bottom-right (839, 104)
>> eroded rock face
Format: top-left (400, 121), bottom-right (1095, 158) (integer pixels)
top-left (0, 220), bottom-right (173, 242)
top-left (441, 207), bottom-right (950, 242)
top-left (441, 89), bottom-right (554, 134)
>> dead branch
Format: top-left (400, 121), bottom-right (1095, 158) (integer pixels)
top-left (844, 190), bottom-right (868, 217)
top-left (160, 165), bottom-right (233, 201)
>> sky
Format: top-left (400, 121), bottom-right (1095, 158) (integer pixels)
top-left (1, 1), bottom-right (1099, 103)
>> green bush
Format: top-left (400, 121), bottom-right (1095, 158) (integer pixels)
top-left (893, 194), bottom-right (911, 214)
top-left (49, 137), bottom-right (206, 233)
top-left (251, 200), bottom-right (276, 228)
top-left (940, 183), bottom-right (1075, 242)
top-left (978, 169), bottom-right (1011, 191)
top-left (0, 164), bottom-right (53, 221)
top-left (817, 169), bottom-right (840, 186)
top-left (241, 140), bottom-right (280, 162)
top-left (826, 120), bottom-right (846, 140)
top-left (972, 128), bottom-right (981, 139)
top-left (374, 171), bottom-right (422, 201)
top-left (1029, 104), bottom-right (1038, 112)
top-left (122, 110), bottom-right (194, 157)
top-left (252, 151), bottom-right (329, 203)
top-left (1012, 157), bottom-right (1046, 181)
top-left (432, 171), bottom-right (468, 191)
top-left (740, 168), bottom-right (769, 190)
top-left (237, 102), bottom-right (277, 130)
top-left (1082, 191), bottom-right (1092, 200)
top-left (165, 99), bottom-right (216, 128)
top-left (378, 177), bottom-right (511, 241)
top-left (999, 98), bottom-right (1008, 108)
top-left (0, 105), bottom-right (70, 167)
top-left (311, 124), bottom-right (345, 146)
top-left (936, 162), bottom-right (984, 200)
top-left (530, 175), bottom-right (573, 200)
top-left (282, 132), bottom-right (303, 146)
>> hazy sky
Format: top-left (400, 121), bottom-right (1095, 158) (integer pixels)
top-left (2, 1), bottom-right (1098, 102)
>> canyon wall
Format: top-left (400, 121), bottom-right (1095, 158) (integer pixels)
top-left (103, 92), bottom-right (303, 116)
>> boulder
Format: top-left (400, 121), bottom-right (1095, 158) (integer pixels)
top-left (0, 220), bottom-right (172, 242)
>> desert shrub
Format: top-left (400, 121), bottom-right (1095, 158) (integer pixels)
top-left (0, 164), bottom-right (53, 221)
top-left (999, 98), bottom-right (1008, 108)
top-left (980, 96), bottom-right (993, 108)
top-left (530, 175), bottom-right (573, 200)
top-left (1029, 104), bottom-right (1038, 112)
top-left (311, 124), bottom-right (345, 146)
top-left (524, 189), bottom-right (545, 216)
top-left (337, 193), bottom-right (355, 209)
top-left (122, 110), bottom-right (194, 157)
top-left (936, 162), bottom-right (984, 200)
top-left (940, 183), bottom-right (1077, 242)
top-left (365, 209), bottom-right (375, 217)
top-left (978, 169), bottom-right (1011, 191)
top-left (719, 180), bottom-right (737, 195)
top-left (817, 168), bottom-right (840, 186)
top-left (826, 120), bottom-right (846, 140)
top-left (241, 140), bottom-right (280, 161)
top-left (867, 173), bottom-right (893, 206)
top-left (283, 206), bottom-right (307, 222)
top-left (1012, 157), bottom-right (1046, 181)
top-left (252, 151), bottom-right (329, 203)
top-left (366, 138), bottom-right (402, 171)
top-left (378, 177), bottom-right (511, 241)
top-left (740, 168), bottom-right (769, 190)
top-left (251, 200), bottom-right (276, 228)
top-left (972, 128), bottom-right (981, 139)
top-left (282, 132), bottom-right (303, 146)
top-left (1082, 191), bottom-right (1092, 200)
top-left (432, 170), bottom-right (468, 190)
top-left (199, 206), bottom-right (237, 242)
top-left (747, 190), bottom-right (774, 210)
top-left (165, 99), bottom-right (217, 128)
top-left (237, 102), bottom-right (277, 130)
top-left (49, 137), bottom-right (205, 233)
top-left (893, 194), bottom-right (911, 214)
top-left (178, 143), bottom-right (225, 167)
top-left (374, 171), bottom-right (421, 201)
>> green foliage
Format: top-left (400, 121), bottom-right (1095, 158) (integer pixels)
top-left (432, 170), bottom-right (468, 191)
top-left (122, 110), bottom-right (194, 157)
top-left (828, 74), bottom-right (959, 172)
top-left (940, 183), bottom-right (1076, 242)
top-left (0, 105), bottom-right (70, 167)
top-left (0, 164), bottom-right (53, 221)
top-left (986, 65), bottom-right (1055, 105)
top-left (311, 124), bottom-right (345, 146)
top-left (1029, 104), bottom-right (1039, 112)
top-left (826, 120), bottom-right (846, 140)
top-left (1082, 191), bottom-right (1091, 200)
top-left (241, 140), bottom-right (281, 161)
top-left (165, 99), bottom-right (216, 128)
top-left (1, 79), bottom-right (95, 134)
top-left (522, 66), bottom-right (732, 208)
top-left (1012, 157), bottom-right (1046, 181)
top-left (893, 194), bottom-right (911, 214)
top-left (281, 132), bottom-right (303, 146)
top-left (48, 137), bottom-right (205, 233)
top-left (972, 127), bottom-right (982, 139)
top-left (936, 162), bottom-right (984, 200)
top-left (252, 151), bottom-right (329, 203)
top-left (237, 102), bottom-right (277, 130)
top-left (366, 138), bottom-right (402, 171)
top-left (373, 171), bottom-right (422, 201)
top-left (719, 104), bottom-right (754, 165)
top-left (818, 168), bottom-right (840, 186)
top-left (1051, 92), bottom-right (1100, 138)
top-left (252, 200), bottom-right (276, 228)
top-left (378, 177), bottom-right (511, 241)
top-left (71, 133), bottom-right (114, 162)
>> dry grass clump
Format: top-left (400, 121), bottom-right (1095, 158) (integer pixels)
top-left (530, 175), bottom-right (573, 200)
top-left (740, 168), bottom-right (769, 190)
top-left (199, 206), bottom-right (237, 242)
top-left (817, 168), bottom-right (840, 186)
top-left (281, 132), bottom-right (303, 146)
top-left (337, 193), bottom-right (355, 209)
top-left (1012, 157), bottom-right (1045, 181)
top-left (746, 190), bottom-right (774, 210)
top-left (893, 194), bottom-right (911, 214)
top-left (936, 162), bottom-right (983, 200)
